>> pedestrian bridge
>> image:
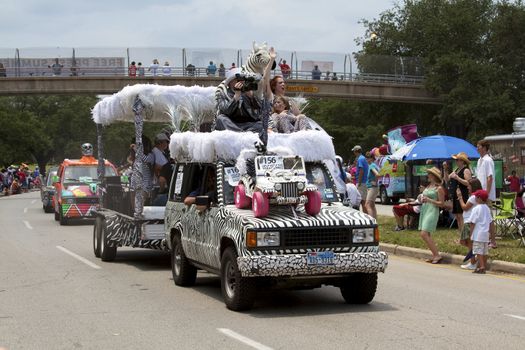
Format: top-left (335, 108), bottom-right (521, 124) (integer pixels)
top-left (0, 76), bottom-right (440, 104)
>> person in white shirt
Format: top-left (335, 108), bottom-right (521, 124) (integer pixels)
top-left (457, 178), bottom-right (483, 270)
top-left (467, 189), bottom-right (493, 274)
top-left (476, 139), bottom-right (497, 248)
top-left (344, 173), bottom-right (361, 210)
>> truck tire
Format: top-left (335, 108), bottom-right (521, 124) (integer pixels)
top-left (100, 220), bottom-right (117, 262)
top-left (93, 216), bottom-right (103, 258)
top-left (340, 273), bottom-right (378, 304)
top-left (54, 208), bottom-right (59, 221)
top-left (171, 235), bottom-right (197, 286)
top-left (220, 247), bottom-right (255, 311)
top-left (380, 186), bottom-right (391, 205)
top-left (59, 206), bottom-right (68, 225)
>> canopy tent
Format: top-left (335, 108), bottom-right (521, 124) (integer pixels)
top-left (390, 135), bottom-right (479, 161)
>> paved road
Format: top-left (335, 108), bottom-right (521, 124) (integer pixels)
top-left (1, 192), bottom-right (525, 349)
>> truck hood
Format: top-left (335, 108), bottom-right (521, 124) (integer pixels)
top-left (226, 203), bottom-right (375, 228)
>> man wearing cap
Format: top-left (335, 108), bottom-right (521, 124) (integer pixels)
top-left (152, 133), bottom-right (170, 185)
top-left (214, 68), bottom-right (263, 134)
top-left (476, 139), bottom-right (497, 247)
top-left (352, 145), bottom-right (368, 213)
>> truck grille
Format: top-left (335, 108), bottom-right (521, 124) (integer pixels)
top-left (283, 228), bottom-right (351, 247)
top-left (281, 182), bottom-right (299, 198)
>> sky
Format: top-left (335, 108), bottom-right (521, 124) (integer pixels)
top-left (2, 0), bottom-right (397, 54)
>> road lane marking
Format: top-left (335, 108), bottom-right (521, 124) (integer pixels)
top-left (56, 246), bottom-right (101, 270)
top-left (31, 200), bottom-right (36, 204)
top-left (217, 328), bottom-right (273, 350)
top-left (505, 314), bottom-right (525, 321)
top-left (24, 207), bottom-right (28, 213)
top-left (23, 220), bottom-right (33, 230)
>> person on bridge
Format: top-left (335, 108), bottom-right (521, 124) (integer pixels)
top-left (206, 61), bottom-right (217, 76)
top-left (162, 61), bottom-right (172, 76)
top-left (137, 62), bottom-right (145, 76)
top-left (149, 59), bottom-right (160, 76)
top-left (278, 59), bottom-right (290, 79)
top-left (311, 65), bottom-right (321, 80)
top-left (128, 61), bottom-right (137, 77)
top-left (48, 58), bottom-right (63, 76)
top-left (0, 63), bottom-right (7, 77)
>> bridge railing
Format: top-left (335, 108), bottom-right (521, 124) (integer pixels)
top-left (0, 66), bottom-right (425, 85)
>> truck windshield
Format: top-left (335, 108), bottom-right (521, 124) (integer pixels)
top-left (63, 166), bottom-right (116, 183)
top-left (221, 162), bottom-right (337, 205)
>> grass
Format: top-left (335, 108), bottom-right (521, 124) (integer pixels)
top-left (377, 216), bottom-right (525, 264)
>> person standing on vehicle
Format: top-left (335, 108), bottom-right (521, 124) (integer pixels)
top-left (475, 139), bottom-right (497, 248)
top-left (352, 145), bottom-right (368, 214)
top-left (365, 152), bottom-right (380, 219)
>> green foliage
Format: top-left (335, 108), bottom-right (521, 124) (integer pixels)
top-left (378, 216), bottom-right (525, 264)
top-left (356, 0), bottom-right (525, 143)
top-left (0, 95), bottom-right (167, 171)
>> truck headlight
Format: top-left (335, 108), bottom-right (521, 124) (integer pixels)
top-left (297, 182), bottom-right (305, 190)
top-left (274, 183), bottom-right (282, 191)
top-left (257, 231), bottom-right (280, 247)
top-left (352, 228), bottom-right (375, 243)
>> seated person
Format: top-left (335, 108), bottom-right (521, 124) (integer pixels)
top-left (214, 69), bottom-right (263, 133)
top-left (152, 160), bottom-right (174, 206)
top-left (269, 96), bottom-right (310, 133)
top-left (392, 185), bottom-right (425, 231)
top-left (344, 173), bottom-right (361, 209)
top-left (184, 168), bottom-right (217, 212)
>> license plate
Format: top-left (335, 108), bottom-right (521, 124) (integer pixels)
top-left (307, 251), bottom-right (335, 266)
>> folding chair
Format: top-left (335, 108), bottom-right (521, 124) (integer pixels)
top-left (493, 192), bottom-right (517, 239)
top-left (514, 194), bottom-right (525, 247)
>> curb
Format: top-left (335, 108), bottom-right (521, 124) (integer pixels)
top-left (380, 243), bottom-right (525, 276)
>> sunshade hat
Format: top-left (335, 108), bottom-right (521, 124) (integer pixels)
top-left (452, 152), bottom-right (470, 165)
top-left (425, 167), bottom-right (443, 183)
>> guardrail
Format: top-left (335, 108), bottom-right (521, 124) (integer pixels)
top-left (0, 66), bottom-right (425, 85)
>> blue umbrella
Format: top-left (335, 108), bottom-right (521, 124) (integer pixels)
top-left (391, 135), bottom-right (479, 161)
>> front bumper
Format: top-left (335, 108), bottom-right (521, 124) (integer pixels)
top-left (237, 251), bottom-right (388, 277)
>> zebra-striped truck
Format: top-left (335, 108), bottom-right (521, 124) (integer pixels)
top-left (165, 130), bottom-right (388, 311)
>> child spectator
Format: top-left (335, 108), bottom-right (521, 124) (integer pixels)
top-left (467, 189), bottom-right (492, 274)
top-left (269, 95), bottom-right (310, 133)
top-left (344, 173), bottom-right (361, 209)
top-left (457, 178), bottom-right (483, 269)
top-left (128, 61), bottom-right (137, 77)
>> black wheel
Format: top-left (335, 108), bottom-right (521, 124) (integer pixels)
top-left (220, 247), bottom-right (255, 311)
top-left (54, 207), bottom-right (59, 221)
top-left (44, 204), bottom-right (54, 213)
top-left (100, 220), bottom-right (117, 262)
top-left (59, 206), bottom-right (68, 225)
top-left (93, 216), bottom-right (103, 258)
top-left (380, 186), bottom-right (391, 205)
top-left (171, 235), bottom-right (197, 286)
top-left (391, 197), bottom-right (400, 204)
top-left (340, 273), bottom-right (378, 304)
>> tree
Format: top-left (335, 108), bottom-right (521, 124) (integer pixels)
top-left (356, 0), bottom-right (525, 142)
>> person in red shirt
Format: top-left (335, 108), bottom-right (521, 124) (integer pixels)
top-left (128, 61), bottom-right (137, 77)
top-left (506, 170), bottom-right (521, 193)
top-left (278, 58), bottom-right (291, 79)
